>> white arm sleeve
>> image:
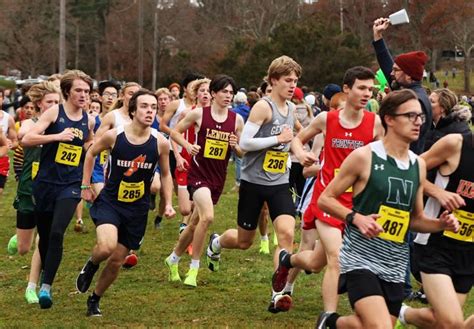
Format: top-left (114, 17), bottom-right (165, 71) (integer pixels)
top-left (239, 121), bottom-right (279, 152)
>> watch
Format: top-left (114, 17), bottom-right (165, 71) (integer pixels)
top-left (345, 211), bottom-right (356, 225)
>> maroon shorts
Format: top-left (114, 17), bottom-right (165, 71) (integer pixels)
top-left (187, 180), bottom-right (224, 205)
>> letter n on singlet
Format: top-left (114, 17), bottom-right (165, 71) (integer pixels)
top-left (386, 177), bottom-right (413, 207)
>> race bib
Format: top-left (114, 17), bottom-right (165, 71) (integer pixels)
top-left (335, 168), bottom-right (353, 192)
top-left (55, 143), bottom-right (82, 167)
top-left (204, 139), bottom-right (228, 160)
top-left (376, 205), bottom-right (410, 243)
top-left (263, 151), bottom-right (288, 174)
top-left (443, 209), bottom-right (474, 243)
top-left (118, 181), bottom-right (145, 203)
top-left (99, 150), bottom-right (108, 165)
top-left (31, 161), bottom-right (39, 180)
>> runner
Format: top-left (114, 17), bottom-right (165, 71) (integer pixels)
top-left (10, 82), bottom-right (61, 304)
top-left (164, 74), bottom-right (244, 287)
top-left (76, 89), bottom-right (175, 317)
top-left (287, 66), bottom-right (383, 314)
top-left (205, 56), bottom-right (301, 312)
top-left (315, 89), bottom-right (458, 329)
top-left (396, 132), bottom-right (474, 329)
top-left (0, 87), bottom-right (19, 198)
top-left (22, 70), bottom-right (95, 309)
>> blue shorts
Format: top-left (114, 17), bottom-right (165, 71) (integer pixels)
top-left (89, 194), bottom-right (148, 250)
top-left (91, 158), bottom-right (105, 184)
top-left (33, 180), bottom-right (81, 213)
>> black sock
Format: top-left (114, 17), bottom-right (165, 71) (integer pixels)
top-left (90, 291), bottom-right (101, 302)
top-left (281, 252), bottom-right (293, 268)
top-left (326, 312), bottom-right (340, 329)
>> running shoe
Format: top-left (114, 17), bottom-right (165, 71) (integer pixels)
top-left (25, 288), bottom-right (39, 304)
top-left (179, 223), bottom-right (187, 235)
top-left (154, 216), bottom-right (162, 229)
top-left (267, 292), bottom-right (292, 313)
top-left (38, 289), bottom-right (52, 309)
top-left (86, 295), bottom-right (102, 317)
top-left (183, 268), bottom-right (198, 287)
top-left (315, 311), bottom-right (333, 329)
top-left (394, 320), bottom-right (406, 329)
top-left (149, 194), bottom-right (156, 210)
top-left (405, 290), bottom-right (428, 304)
top-left (206, 233), bottom-right (220, 272)
top-left (76, 258), bottom-right (100, 293)
top-left (7, 234), bottom-right (18, 255)
top-left (164, 256), bottom-right (181, 282)
top-left (259, 239), bottom-right (270, 255)
top-left (272, 249), bottom-right (290, 293)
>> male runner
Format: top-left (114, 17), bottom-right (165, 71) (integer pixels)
top-left (316, 89), bottom-right (458, 329)
top-left (76, 89), bottom-right (175, 316)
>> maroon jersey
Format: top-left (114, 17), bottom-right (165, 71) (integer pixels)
top-left (188, 106), bottom-right (236, 189)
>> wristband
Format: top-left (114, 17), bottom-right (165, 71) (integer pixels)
top-left (80, 185), bottom-right (91, 190)
top-left (345, 211), bottom-right (356, 225)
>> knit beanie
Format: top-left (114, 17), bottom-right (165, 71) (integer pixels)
top-left (394, 51), bottom-right (428, 81)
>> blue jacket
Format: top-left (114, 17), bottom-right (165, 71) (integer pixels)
top-left (373, 38), bottom-right (433, 154)
top-left (232, 104), bottom-right (250, 122)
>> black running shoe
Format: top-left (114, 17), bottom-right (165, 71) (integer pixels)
top-left (315, 312), bottom-right (332, 329)
top-left (86, 295), bottom-right (102, 317)
top-left (76, 258), bottom-right (99, 293)
top-left (272, 249), bottom-right (290, 293)
top-left (154, 216), bottom-right (162, 229)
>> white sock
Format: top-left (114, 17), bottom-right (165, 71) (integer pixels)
top-left (399, 303), bottom-right (409, 325)
top-left (190, 259), bottom-right (200, 269)
top-left (169, 251), bottom-right (180, 264)
top-left (260, 234), bottom-right (268, 241)
top-left (27, 282), bottom-right (36, 290)
top-left (212, 236), bottom-right (221, 252)
top-left (40, 284), bottom-right (51, 293)
top-left (284, 282), bottom-right (294, 293)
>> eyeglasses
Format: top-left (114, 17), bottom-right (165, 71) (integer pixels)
top-left (391, 112), bottom-right (426, 123)
top-left (102, 92), bottom-right (118, 98)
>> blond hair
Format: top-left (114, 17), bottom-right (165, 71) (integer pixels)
top-left (27, 81), bottom-right (61, 112)
top-left (266, 56), bottom-right (302, 86)
top-left (155, 87), bottom-right (172, 99)
top-left (188, 78), bottom-right (211, 102)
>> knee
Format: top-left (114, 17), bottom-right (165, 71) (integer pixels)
top-left (237, 240), bottom-right (253, 250)
top-left (18, 245), bottom-right (30, 256)
top-left (150, 185), bottom-right (160, 195)
top-left (325, 251), bottom-right (340, 268)
top-left (179, 205), bottom-right (191, 217)
top-left (276, 229), bottom-right (294, 246)
top-left (96, 241), bottom-right (116, 257)
top-left (200, 214), bottom-right (214, 226)
top-left (360, 319), bottom-right (391, 329)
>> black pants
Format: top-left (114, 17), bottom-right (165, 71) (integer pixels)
top-left (36, 198), bottom-right (80, 286)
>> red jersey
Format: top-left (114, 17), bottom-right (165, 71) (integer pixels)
top-left (187, 107), bottom-right (236, 189)
top-left (303, 109), bottom-right (376, 231)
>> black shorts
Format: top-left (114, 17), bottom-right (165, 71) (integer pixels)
top-left (89, 194), bottom-right (147, 250)
top-left (0, 174), bottom-right (6, 189)
top-left (418, 242), bottom-right (474, 294)
top-left (32, 180), bottom-right (81, 213)
top-left (237, 180), bottom-right (295, 231)
top-left (338, 269), bottom-right (404, 317)
top-left (16, 211), bottom-right (37, 230)
top-left (169, 151), bottom-right (176, 179)
top-left (187, 181), bottom-right (223, 205)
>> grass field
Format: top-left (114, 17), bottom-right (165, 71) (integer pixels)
top-left (0, 159), bottom-right (472, 328)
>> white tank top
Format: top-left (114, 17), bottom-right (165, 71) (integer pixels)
top-left (113, 110), bottom-right (129, 128)
top-left (0, 111), bottom-right (10, 134)
top-left (168, 99), bottom-right (186, 129)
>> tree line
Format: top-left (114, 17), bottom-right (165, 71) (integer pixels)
top-left (0, 0), bottom-right (472, 92)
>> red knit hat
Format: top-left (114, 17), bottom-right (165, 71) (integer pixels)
top-left (394, 51), bottom-right (428, 81)
top-left (293, 87), bottom-right (304, 101)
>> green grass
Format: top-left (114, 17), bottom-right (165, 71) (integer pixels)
top-left (0, 160), bottom-right (472, 328)
top-left (431, 70), bottom-right (474, 94)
